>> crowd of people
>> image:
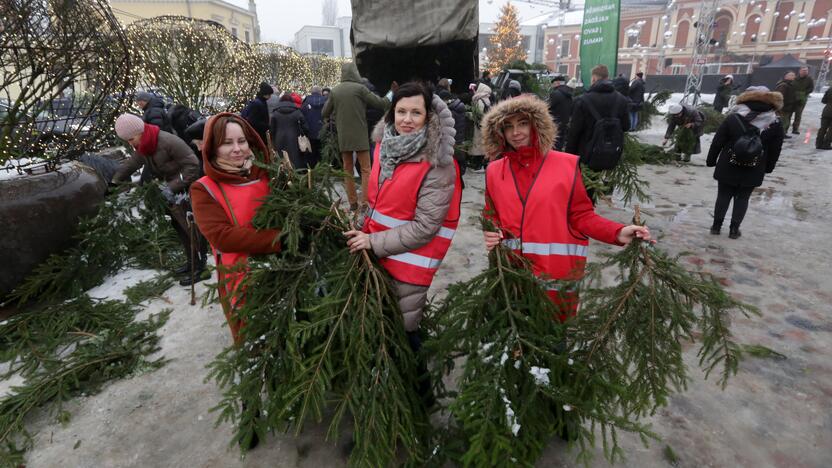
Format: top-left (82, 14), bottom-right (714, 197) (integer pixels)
top-left (104, 60), bottom-right (827, 451)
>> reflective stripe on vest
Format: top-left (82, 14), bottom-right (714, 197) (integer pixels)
top-left (364, 144), bottom-right (462, 286)
top-left (486, 150), bottom-right (589, 311)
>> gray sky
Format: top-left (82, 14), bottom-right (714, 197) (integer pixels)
top-left (236, 0), bottom-right (567, 44)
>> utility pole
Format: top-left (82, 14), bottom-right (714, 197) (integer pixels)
top-left (682, 0), bottom-right (721, 106)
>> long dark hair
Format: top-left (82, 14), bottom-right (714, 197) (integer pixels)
top-left (384, 81), bottom-right (432, 126)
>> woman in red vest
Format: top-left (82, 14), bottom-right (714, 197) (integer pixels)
top-left (190, 114), bottom-right (282, 344)
top-left (480, 95), bottom-right (652, 318)
top-left (344, 82), bottom-right (461, 401)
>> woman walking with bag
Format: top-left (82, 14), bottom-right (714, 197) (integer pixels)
top-left (270, 93), bottom-right (312, 169)
top-left (706, 86), bottom-right (785, 239)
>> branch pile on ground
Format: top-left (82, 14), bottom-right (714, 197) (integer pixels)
top-left (425, 213), bottom-right (754, 466)
top-left (207, 163), bottom-right (429, 466)
top-left (0, 296), bottom-right (170, 467)
top-left (8, 183), bottom-right (182, 305)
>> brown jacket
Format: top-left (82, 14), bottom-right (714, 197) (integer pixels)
top-left (112, 130), bottom-right (200, 193)
top-left (189, 114), bottom-right (281, 255)
top-left (368, 95), bottom-right (458, 331)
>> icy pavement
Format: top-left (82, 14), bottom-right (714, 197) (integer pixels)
top-left (14, 98), bottom-right (832, 467)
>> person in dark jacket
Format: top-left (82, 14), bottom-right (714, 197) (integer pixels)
top-left (168, 104), bottom-right (202, 167)
top-left (301, 86), bottom-right (327, 167)
top-left (565, 65), bottom-right (630, 162)
top-left (271, 93), bottom-right (311, 169)
top-left (548, 75), bottom-right (573, 150)
top-left (775, 72), bottom-right (797, 137)
top-left (816, 87), bottom-right (832, 149)
top-left (612, 73), bottom-right (630, 96)
top-left (438, 89), bottom-right (467, 184)
top-left (363, 78), bottom-right (385, 163)
top-left (706, 87), bottom-right (784, 239)
top-left (712, 75), bottom-right (734, 114)
top-left (241, 82), bottom-right (273, 144)
top-left (792, 66), bottom-right (815, 134)
top-left (663, 102), bottom-right (705, 161)
top-left (628, 72), bottom-right (645, 130)
top-left (135, 92), bottom-right (171, 132)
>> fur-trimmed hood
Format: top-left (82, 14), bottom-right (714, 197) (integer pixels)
top-left (480, 95), bottom-right (556, 160)
top-left (736, 89), bottom-right (784, 111)
top-left (371, 94), bottom-right (456, 167)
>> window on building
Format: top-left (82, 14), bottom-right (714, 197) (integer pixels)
top-left (560, 39), bottom-right (570, 58)
top-left (245, 30), bottom-right (250, 43)
top-left (558, 64), bottom-right (568, 75)
top-left (232, 27), bottom-right (238, 38)
top-left (311, 38), bottom-right (335, 56)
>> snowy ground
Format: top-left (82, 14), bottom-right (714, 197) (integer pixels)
top-left (5, 98), bottom-right (832, 467)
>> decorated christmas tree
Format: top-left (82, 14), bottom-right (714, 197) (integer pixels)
top-left (487, 2), bottom-right (527, 74)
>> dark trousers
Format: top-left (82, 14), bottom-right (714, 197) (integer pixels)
top-left (168, 202), bottom-right (208, 267)
top-left (793, 100), bottom-right (807, 131)
top-left (406, 331), bottom-right (433, 407)
top-left (713, 183), bottom-right (755, 228)
top-left (817, 117), bottom-right (832, 148)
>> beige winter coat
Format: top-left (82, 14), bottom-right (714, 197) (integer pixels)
top-left (368, 95), bottom-right (458, 331)
top-left (470, 83), bottom-right (492, 157)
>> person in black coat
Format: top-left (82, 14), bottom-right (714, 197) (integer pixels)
top-left (301, 86), bottom-right (327, 167)
top-left (548, 75), bottom-right (573, 150)
top-left (168, 104), bottom-right (202, 165)
top-left (565, 65), bottom-right (630, 161)
top-left (612, 73), bottom-right (630, 96)
top-left (706, 87), bottom-right (784, 239)
top-left (241, 82), bottom-right (273, 144)
top-left (628, 72), bottom-right (645, 130)
top-left (816, 87), bottom-right (832, 150)
top-left (438, 89), bottom-right (468, 184)
top-left (135, 92), bottom-right (171, 132)
top-left (712, 75), bottom-right (734, 114)
top-left (271, 93), bottom-right (311, 169)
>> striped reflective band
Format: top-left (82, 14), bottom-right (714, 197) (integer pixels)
top-left (540, 279), bottom-right (579, 292)
top-left (387, 252), bottom-right (443, 269)
top-left (501, 239), bottom-right (588, 257)
top-left (371, 210), bottom-right (456, 239)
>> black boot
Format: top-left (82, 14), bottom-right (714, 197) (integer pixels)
top-left (710, 219), bottom-right (722, 235)
top-left (173, 263), bottom-right (191, 275)
top-left (179, 255), bottom-right (207, 286)
top-left (728, 223), bottom-right (741, 239)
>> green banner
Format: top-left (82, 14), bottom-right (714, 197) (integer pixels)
top-left (579, 0), bottom-right (621, 82)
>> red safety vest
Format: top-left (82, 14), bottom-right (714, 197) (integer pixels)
top-left (194, 176), bottom-right (270, 340)
top-left (485, 150), bottom-right (588, 319)
top-left (363, 145), bottom-right (462, 286)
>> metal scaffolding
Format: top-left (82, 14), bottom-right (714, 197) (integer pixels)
top-left (682, 0), bottom-right (721, 106)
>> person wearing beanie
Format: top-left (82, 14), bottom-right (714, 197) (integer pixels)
top-left (663, 101), bottom-right (705, 162)
top-left (548, 75), bottom-right (573, 150)
top-left (111, 113), bottom-right (206, 285)
top-left (706, 86), bottom-right (784, 239)
top-left (240, 82), bottom-right (273, 143)
top-left (506, 79), bottom-right (522, 98)
top-left (713, 74), bottom-right (735, 114)
top-left (134, 91), bottom-right (171, 132)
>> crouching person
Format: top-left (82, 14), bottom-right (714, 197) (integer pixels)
top-left (112, 113), bottom-right (207, 285)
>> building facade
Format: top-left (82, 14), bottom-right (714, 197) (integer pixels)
top-left (542, 0), bottom-right (832, 81)
top-left (293, 18), bottom-right (352, 58)
top-left (110, 0), bottom-right (260, 43)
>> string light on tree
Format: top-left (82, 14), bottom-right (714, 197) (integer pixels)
top-left (486, 2), bottom-right (527, 73)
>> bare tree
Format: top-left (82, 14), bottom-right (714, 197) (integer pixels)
top-left (322, 0), bottom-right (338, 26)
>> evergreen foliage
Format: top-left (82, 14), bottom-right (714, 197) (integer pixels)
top-left (581, 141), bottom-right (651, 206)
top-left (318, 123), bottom-right (340, 168)
top-left (425, 210), bottom-right (754, 466)
top-left (0, 296), bottom-right (170, 466)
top-left (623, 134), bottom-right (675, 165)
top-left (486, 3), bottom-right (526, 73)
top-left (8, 183), bottom-right (182, 305)
top-left (635, 90), bottom-right (672, 131)
top-left (206, 162), bottom-right (428, 466)
top-left (424, 221), bottom-right (653, 467)
top-left (671, 127), bottom-right (696, 155)
top-left (698, 104), bottom-right (725, 134)
top-left (123, 274), bottom-right (175, 305)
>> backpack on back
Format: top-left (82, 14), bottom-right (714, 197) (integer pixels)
top-left (582, 98), bottom-right (624, 170)
top-left (728, 113), bottom-right (763, 167)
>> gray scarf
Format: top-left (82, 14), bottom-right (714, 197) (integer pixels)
top-left (378, 123), bottom-right (428, 182)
